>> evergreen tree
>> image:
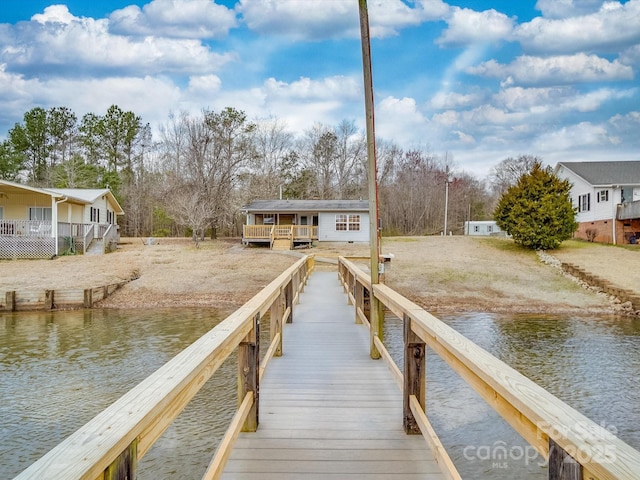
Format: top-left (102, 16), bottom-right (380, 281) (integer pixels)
top-left (494, 162), bottom-right (577, 250)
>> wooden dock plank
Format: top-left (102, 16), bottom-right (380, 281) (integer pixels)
top-left (222, 271), bottom-right (446, 479)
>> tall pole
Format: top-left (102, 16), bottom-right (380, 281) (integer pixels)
top-left (443, 165), bottom-right (449, 235)
top-left (358, 0), bottom-right (383, 359)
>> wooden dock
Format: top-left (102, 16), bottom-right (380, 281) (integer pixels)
top-left (222, 270), bottom-right (446, 479)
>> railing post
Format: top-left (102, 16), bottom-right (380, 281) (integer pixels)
top-left (285, 279), bottom-right (293, 323)
top-left (104, 439), bottom-right (137, 480)
top-left (270, 288), bottom-right (283, 357)
top-left (355, 281), bottom-right (363, 324)
top-left (549, 439), bottom-right (582, 480)
top-left (238, 313), bottom-right (260, 432)
top-left (403, 313), bottom-right (425, 434)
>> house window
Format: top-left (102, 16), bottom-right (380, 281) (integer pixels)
top-left (487, 225), bottom-right (493, 233)
top-left (0, 206), bottom-right (3, 219)
top-left (578, 194), bottom-right (591, 212)
top-left (474, 225), bottom-right (480, 233)
top-left (336, 214), bottom-right (360, 231)
top-left (90, 207), bottom-right (100, 223)
top-left (29, 207), bottom-right (52, 221)
top-left (263, 215), bottom-right (274, 225)
top-left (597, 190), bottom-right (609, 202)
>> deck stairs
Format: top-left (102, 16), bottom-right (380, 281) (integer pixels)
top-left (271, 238), bottom-right (291, 251)
top-left (85, 238), bottom-right (104, 255)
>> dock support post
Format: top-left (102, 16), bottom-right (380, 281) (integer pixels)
top-left (403, 314), bottom-right (425, 434)
top-left (104, 438), bottom-right (137, 480)
top-left (270, 288), bottom-right (283, 356)
top-left (44, 290), bottom-right (54, 311)
top-left (548, 439), bottom-right (582, 480)
top-left (5, 291), bottom-right (16, 311)
top-left (239, 313), bottom-right (260, 432)
top-left (84, 288), bottom-right (93, 308)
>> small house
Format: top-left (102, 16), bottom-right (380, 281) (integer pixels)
top-left (242, 199), bottom-right (370, 250)
top-left (555, 161), bottom-right (640, 244)
top-left (0, 180), bottom-right (124, 259)
top-left (464, 220), bottom-right (503, 236)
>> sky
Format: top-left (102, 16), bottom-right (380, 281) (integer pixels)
top-left (0, 0), bottom-right (638, 178)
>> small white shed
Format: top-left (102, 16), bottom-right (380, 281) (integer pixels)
top-left (464, 220), bottom-right (503, 236)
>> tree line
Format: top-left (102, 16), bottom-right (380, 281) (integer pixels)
top-left (1, 104), bottom-right (530, 239)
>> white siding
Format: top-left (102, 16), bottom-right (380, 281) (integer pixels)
top-left (465, 221), bottom-right (502, 236)
top-left (318, 212), bottom-right (369, 242)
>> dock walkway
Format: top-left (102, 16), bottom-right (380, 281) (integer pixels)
top-left (222, 270), bottom-right (445, 479)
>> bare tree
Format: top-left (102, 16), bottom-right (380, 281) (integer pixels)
top-left (489, 154), bottom-right (540, 195)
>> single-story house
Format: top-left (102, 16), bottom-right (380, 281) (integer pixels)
top-left (554, 161), bottom-right (640, 244)
top-left (242, 199), bottom-right (370, 249)
top-left (464, 220), bottom-right (504, 236)
top-left (0, 180), bottom-right (124, 259)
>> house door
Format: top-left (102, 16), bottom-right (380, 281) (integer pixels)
top-left (312, 216), bottom-right (319, 226)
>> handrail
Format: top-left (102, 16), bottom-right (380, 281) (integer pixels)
top-left (338, 256), bottom-right (640, 480)
top-left (16, 254), bottom-right (315, 480)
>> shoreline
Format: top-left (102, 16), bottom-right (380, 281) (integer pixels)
top-left (1, 236), bottom-right (638, 315)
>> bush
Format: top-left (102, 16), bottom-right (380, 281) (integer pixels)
top-left (494, 162), bottom-right (577, 250)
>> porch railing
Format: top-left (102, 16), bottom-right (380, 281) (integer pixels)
top-left (0, 220), bottom-right (53, 237)
top-left (618, 200), bottom-right (640, 221)
top-left (243, 224), bottom-right (318, 241)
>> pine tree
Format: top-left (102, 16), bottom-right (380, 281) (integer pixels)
top-left (494, 162), bottom-right (577, 250)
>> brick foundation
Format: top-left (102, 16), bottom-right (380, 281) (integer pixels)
top-left (575, 219), bottom-right (640, 245)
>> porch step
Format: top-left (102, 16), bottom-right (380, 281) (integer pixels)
top-left (272, 239), bottom-right (291, 251)
top-left (85, 239), bottom-right (104, 255)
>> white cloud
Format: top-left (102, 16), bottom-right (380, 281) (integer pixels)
top-left (620, 44), bottom-right (640, 66)
top-left (534, 0), bottom-right (606, 19)
top-left (237, 0), bottom-right (448, 40)
top-left (468, 54), bottom-right (634, 86)
top-left (493, 86), bottom-right (635, 113)
top-left (109, 0), bottom-right (237, 39)
top-left (377, 96), bottom-right (429, 145)
top-left (263, 76), bottom-right (360, 101)
top-left (516, 1), bottom-right (640, 53)
top-left (430, 91), bottom-right (483, 109)
top-left (31, 5), bottom-right (75, 24)
top-left (237, 0), bottom-right (359, 40)
top-left (533, 121), bottom-right (613, 150)
top-left (437, 7), bottom-right (515, 47)
top-left (0, 5), bottom-right (234, 76)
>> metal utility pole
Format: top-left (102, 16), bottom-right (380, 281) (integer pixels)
top-left (358, 0), bottom-right (383, 359)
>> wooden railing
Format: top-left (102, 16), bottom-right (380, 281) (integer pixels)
top-left (16, 255), bottom-right (315, 480)
top-left (338, 256), bottom-right (640, 480)
top-left (243, 224), bottom-right (318, 242)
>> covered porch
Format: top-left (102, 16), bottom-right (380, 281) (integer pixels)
top-left (0, 220), bottom-right (119, 259)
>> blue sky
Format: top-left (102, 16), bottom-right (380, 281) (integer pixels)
top-left (1, 0), bottom-right (638, 178)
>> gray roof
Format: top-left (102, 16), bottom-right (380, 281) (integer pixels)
top-left (556, 161), bottom-right (640, 186)
top-left (243, 199), bottom-right (369, 212)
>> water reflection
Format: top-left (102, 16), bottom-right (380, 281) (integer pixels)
top-left (2, 309), bottom-right (639, 479)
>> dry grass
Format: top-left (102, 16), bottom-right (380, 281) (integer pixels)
top-left (2, 235), bottom-right (637, 313)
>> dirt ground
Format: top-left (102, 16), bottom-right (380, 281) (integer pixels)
top-left (1, 236), bottom-right (638, 313)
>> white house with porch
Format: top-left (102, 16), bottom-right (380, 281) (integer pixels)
top-left (242, 199), bottom-right (369, 250)
top-left (0, 180), bottom-right (124, 259)
top-left (554, 161), bottom-right (640, 244)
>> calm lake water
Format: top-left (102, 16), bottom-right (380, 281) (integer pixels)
top-left (1, 308), bottom-right (639, 479)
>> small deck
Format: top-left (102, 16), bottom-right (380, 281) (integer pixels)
top-left (222, 271), bottom-right (446, 479)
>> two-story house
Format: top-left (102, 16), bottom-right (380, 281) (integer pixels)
top-left (555, 161), bottom-right (640, 244)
